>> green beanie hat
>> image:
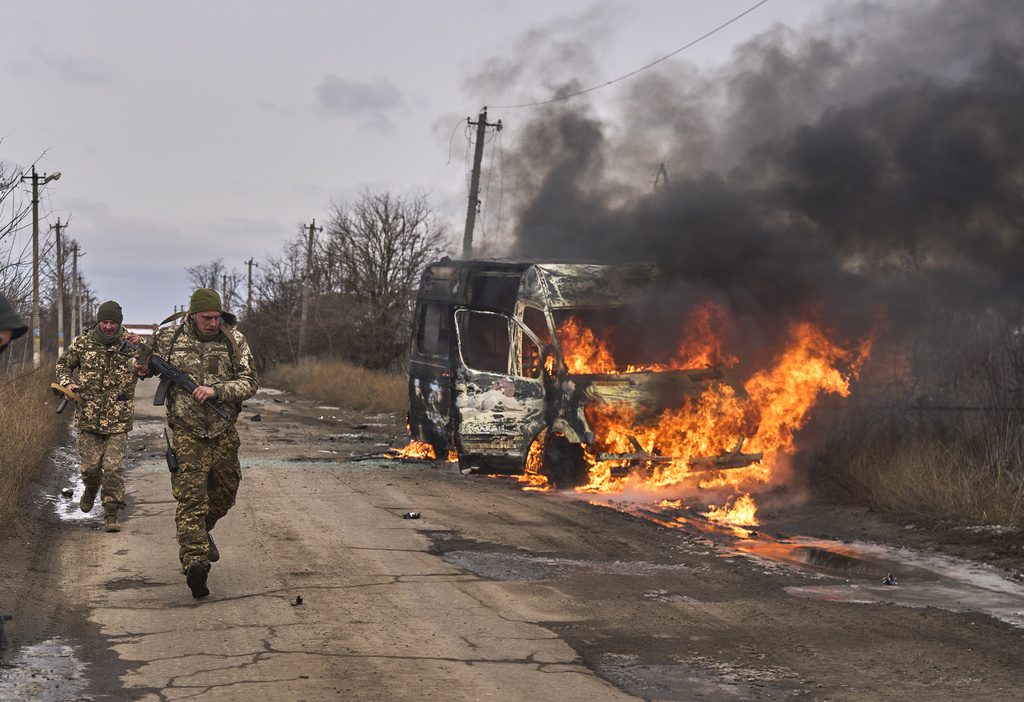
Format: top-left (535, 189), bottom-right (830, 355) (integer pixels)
top-left (189, 288), bottom-right (222, 314)
top-left (97, 300), bottom-right (123, 323)
top-left (0, 293), bottom-right (29, 341)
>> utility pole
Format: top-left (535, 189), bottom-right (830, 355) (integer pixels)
top-left (51, 218), bottom-right (68, 355)
top-left (83, 290), bottom-right (92, 329)
top-left (20, 165), bottom-right (61, 367)
top-left (70, 242), bottom-right (79, 338)
top-left (654, 162), bottom-right (671, 191)
top-left (298, 219), bottom-right (322, 358)
top-left (462, 107), bottom-right (502, 259)
top-left (245, 257), bottom-right (258, 320)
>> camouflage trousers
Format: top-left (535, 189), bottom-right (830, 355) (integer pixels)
top-left (169, 426), bottom-right (241, 572)
top-left (78, 430), bottom-right (128, 511)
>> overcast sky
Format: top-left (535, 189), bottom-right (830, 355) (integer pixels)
top-left (1, 0), bottom-right (824, 323)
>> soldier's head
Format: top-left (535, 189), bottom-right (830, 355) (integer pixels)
top-left (188, 288), bottom-right (222, 336)
top-left (96, 300), bottom-right (123, 337)
top-left (0, 293), bottom-right (29, 354)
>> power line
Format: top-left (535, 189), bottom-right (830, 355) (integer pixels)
top-left (489, 0), bottom-right (771, 110)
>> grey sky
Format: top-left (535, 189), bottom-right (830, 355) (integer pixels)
top-left (1, 0), bottom-right (823, 323)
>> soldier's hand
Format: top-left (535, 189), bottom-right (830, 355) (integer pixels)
top-left (135, 362), bottom-right (149, 377)
top-left (193, 385), bottom-right (216, 403)
top-left (66, 382), bottom-right (80, 393)
top-left (126, 333), bottom-right (143, 344)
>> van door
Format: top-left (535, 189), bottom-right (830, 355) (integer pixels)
top-left (408, 301), bottom-right (454, 456)
top-left (453, 308), bottom-right (547, 459)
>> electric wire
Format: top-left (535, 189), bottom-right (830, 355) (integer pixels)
top-left (489, 0), bottom-right (770, 109)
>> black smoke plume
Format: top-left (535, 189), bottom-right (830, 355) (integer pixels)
top-left (475, 1), bottom-right (1024, 380)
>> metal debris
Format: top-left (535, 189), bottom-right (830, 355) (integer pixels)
top-left (402, 511), bottom-right (421, 519)
top-left (250, 413), bottom-right (262, 422)
top-left (291, 595), bottom-right (303, 606)
top-left (881, 573), bottom-right (898, 586)
top-left (60, 487), bottom-right (74, 498)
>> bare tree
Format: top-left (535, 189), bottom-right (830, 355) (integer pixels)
top-left (185, 258), bottom-right (242, 311)
top-left (325, 190), bottom-right (448, 368)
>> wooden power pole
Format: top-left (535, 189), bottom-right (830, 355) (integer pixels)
top-left (52, 218), bottom-right (67, 355)
top-left (20, 166), bottom-right (61, 366)
top-left (245, 257), bottom-right (258, 320)
top-left (462, 108), bottom-right (502, 259)
top-left (298, 219), bottom-right (322, 358)
top-left (70, 242), bottom-right (79, 338)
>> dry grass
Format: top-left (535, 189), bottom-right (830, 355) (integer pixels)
top-left (813, 409), bottom-right (1024, 527)
top-left (0, 362), bottom-right (69, 530)
top-left (263, 358), bottom-right (407, 414)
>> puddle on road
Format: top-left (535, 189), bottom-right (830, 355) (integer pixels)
top-left (590, 497), bottom-right (1024, 630)
top-left (0, 637), bottom-right (90, 701)
top-left (45, 446), bottom-right (96, 525)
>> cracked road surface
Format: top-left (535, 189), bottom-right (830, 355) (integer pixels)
top-left (3, 378), bottom-right (1024, 700)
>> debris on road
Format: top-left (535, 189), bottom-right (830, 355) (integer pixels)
top-left (250, 413), bottom-right (262, 422)
top-left (881, 573), bottom-right (898, 586)
top-left (60, 487), bottom-right (73, 498)
top-left (291, 595), bottom-right (303, 606)
top-left (403, 511), bottom-right (421, 519)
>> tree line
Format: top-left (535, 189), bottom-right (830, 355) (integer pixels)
top-left (189, 190), bottom-right (449, 372)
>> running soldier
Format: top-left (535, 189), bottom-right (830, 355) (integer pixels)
top-left (55, 300), bottom-right (142, 532)
top-left (142, 288), bottom-right (258, 599)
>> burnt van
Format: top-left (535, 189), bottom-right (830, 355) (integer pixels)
top-left (407, 258), bottom-right (761, 487)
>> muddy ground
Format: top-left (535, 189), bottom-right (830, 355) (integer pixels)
top-left (1, 378), bottom-right (1024, 701)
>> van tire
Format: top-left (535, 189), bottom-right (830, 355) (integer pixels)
top-left (541, 435), bottom-right (589, 489)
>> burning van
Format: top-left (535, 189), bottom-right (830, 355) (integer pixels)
top-left (407, 258), bottom-right (763, 487)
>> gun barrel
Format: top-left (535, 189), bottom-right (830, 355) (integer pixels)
top-left (147, 350), bottom-right (230, 419)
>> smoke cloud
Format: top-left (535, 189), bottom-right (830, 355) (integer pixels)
top-left (473, 0), bottom-right (1024, 376)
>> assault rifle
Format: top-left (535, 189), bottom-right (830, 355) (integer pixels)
top-left (120, 340), bottom-right (230, 420)
top-left (50, 383), bottom-right (83, 414)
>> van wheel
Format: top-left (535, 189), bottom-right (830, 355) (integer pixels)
top-left (541, 435), bottom-right (590, 489)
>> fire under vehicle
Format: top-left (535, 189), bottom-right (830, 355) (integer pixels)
top-left (407, 259), bottom-right (762, 487)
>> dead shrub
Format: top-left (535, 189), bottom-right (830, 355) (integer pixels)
top-left (0, 363), bottom-right (68, 530)
top-left (262, 358), bottom-right (407, 413)
top-left (812, 405), bottom-right (1024, 527)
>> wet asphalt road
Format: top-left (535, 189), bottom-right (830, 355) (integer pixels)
top-left (3, 378), bottom-right (1024, 700)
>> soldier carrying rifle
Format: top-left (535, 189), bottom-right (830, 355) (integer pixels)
top-left (137, 288), bottom-right (258, 599)
top-left (55, 301), bottom-right (143, 532)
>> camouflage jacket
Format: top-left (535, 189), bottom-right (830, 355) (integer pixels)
top-left (151, 320), bottom-right (258, 438)
top-left (55, 330), bottom-right (138, 434)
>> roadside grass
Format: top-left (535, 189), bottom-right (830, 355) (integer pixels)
top-left (812, 409), bottom-right (1024, 528)
top-left (0, 363), bottom-right (68, 531)
top-left (262, 358), bottom-right (407, 414)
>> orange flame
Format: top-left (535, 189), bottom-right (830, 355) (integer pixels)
top-left (703, 493), bottom-right (759, 526)
top-left (517, 433), bottom-right (552, 491)
top-left (551, 302), bottom-right (872, 512)
top-left (386, 440), bottom-right (436, 461)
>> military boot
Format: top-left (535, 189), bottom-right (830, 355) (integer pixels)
top-left (79, 486), bottom-right (97, 513)
top-left (207, 533), bottom-right (220, 563)
top-left (103, 505), bottom-right (121, 533)
top-left (186, 562), bottom-right (210, 599)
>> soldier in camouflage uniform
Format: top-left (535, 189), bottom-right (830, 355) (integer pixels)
top-left (55, 300), bottom-right (142, 532)
top-left (144, 288), bottom-right (258, 599)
